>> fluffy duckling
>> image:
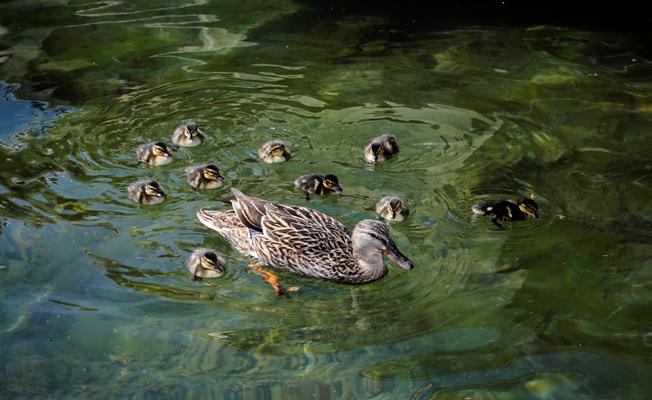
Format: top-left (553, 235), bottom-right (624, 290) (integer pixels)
top-left (376, 195), bottom-right (410, 222)
top-left (187, 248), bottom-right (226, 281)
top-left (171, 121), bottom-right (204, 147)
top-left (128, 179), bottom-right (166, 205)
top-left (294, 174), bottom-right (342, 200)
top-left (137, 141), bottom-right (174, 166)
top-left (472, 197), bottom-right (539, 229)
top-left (364, 134), bottom-right (399, 163)
top-left (258, 140), bottom-right (290, 163)
top-left (185, 164), bottom-right (225, 190)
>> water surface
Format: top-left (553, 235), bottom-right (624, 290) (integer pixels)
top-left (1, 1), bottom-right (651, 398)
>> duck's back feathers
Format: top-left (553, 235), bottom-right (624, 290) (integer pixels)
top-left (229, 189), bottom-right (354, 280)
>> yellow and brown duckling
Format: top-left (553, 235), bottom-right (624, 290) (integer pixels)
top-left (364, 134), bottom-right (399, 163)
top-left (185, 164), bottom-right (224, 190)
top-left (172, 121), bottom-right (204, 147)
top-left (187, 248), bottom-right (226, 281)
top-left (137, 141), bottom-right (174, 166)
top-left (471, 197), bottom-right (539, 229)
top-left (376, 195), bottom-right (409, 222)
top-left (128, 179), bottom-right (166, 205)
top-left (258, 140), bottom-right (290, 163)
top-left (294, 173), bottom-right (342, 200)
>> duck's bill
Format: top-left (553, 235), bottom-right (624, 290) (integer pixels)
top-left (386, 243), bottom-right (414, 270)
top-left (335, 186), bottom-right (343, 193)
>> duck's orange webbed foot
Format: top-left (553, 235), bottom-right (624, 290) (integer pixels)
top-left (249, 263), bottom-right (287, 296)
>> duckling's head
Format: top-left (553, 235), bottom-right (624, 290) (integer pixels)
top-left (352, 220), bottom-right (413, 270)
top-left (152, 142), bottom-right (172, 158)
top-left (144, 181), bottom-right (166, 198)
top-left (203, 164), bottom-right (224, 182)
top-left (323, 174), bottom-right (343, 192)
top-left (376, 195), bottom-right (409, 221)
top-left (189, 249), bottom-right (225, 281)
top-left (382, 134), bottom-right (398, 153)
top-left (259, 140), bottom-right (290, 163)
top-left (364, 134), bottom-right (397, 163)
top-left (183, 122), bottom-right (201, 139)
top-left (517, 198), bottom-right (539, 218)
top-left (364, 141), bottom-right (383, 163)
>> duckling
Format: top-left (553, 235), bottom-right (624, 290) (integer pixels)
top-left (185, 164), bottom-right (225, 190)
top-left (171, 121), bottom-right (204, 147)
top-left (187, 248), bottom-right (226, 281)
top-left (364, 134), bottom-right (399, 163)
top-left (127, 179), bottom-right (166, 205)
top-left (376, 195), bottom-right (410, 222)
top-left (137, 141), bottom-right (174, 166)
top-left (258, 140), bottom-right (290, 163)
top-left (294, 174), bottom-right (342, 200)
top-left (471, 197), bottom-right (539, 229)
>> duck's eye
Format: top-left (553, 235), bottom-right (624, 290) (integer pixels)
top-left (145, 185), bottom-right (157, 195)
top-left (271, 146), bottom-right (285, 155)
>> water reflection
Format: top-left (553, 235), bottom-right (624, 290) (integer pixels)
top-left (1, 1), bottom-right (651, 398)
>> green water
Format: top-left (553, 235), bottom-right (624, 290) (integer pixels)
top-left (1, 1), bottom-right (652, 398)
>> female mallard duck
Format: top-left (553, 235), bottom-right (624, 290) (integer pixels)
top-left (258, 140), bottom-right (290, 163)
top-left (128, 179), bottom-right (166, 204)
top-left (185, 164), bottom-right (224, 190)
top-left (137, 141), bottom-right (174, 166)
top-left (376, 195), bottom-right (409, 221)
top-left (172, 121), bottom-right (204, 147)
top-left (364, 134), bottom-right (398, 163)
top-left (294, 173), bottom-right (342, 200)
top-left (197, 188), bottom-right (413, 295)
top-left (187, 248), bottom-right (226, 281)
top-left (472, 197), bottom-right (539, 229)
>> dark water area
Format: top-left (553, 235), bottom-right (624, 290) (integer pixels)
top-left (1, 0), bottom-right (651, 398)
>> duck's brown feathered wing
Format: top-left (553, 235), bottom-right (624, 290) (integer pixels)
top-left (230, 189), bottom-right (356, 281)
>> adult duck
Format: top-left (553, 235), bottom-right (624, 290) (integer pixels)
top-left (197, 188), bottom-right (413, 294)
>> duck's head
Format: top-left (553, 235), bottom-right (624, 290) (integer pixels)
top-left (377, 196), bottom-right (409, 221)
top-left (190, 250), bottom-right (225, 281)
top-left (517, 197), bottom-right (539, 218)
top-left (182, 122), bottom-right (202, 139)
top-left (352, 219), bottom-right (413, 270)
top-left (152, 142), bottom-right (172, 158)
top-left (382, 134), bottom-right (398, 153)
top-left (323, 174), bottom-right (343, 192)
top-left (203, 164), bottom-right (224, 182)
top-left (259, 140), bottom-right (290, 162)
top-left (364, 141), bottom-right (383, 163)
top-left (144, 181), bottom-right (166, 198)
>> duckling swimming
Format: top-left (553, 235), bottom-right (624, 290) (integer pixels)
top-left (137, 141), bottom-right (174, 166)
top-left (364, 134), bottom-right (399, 163)
top-left (127, 179), bottom-right (166, 205)
top-left (171, 121), bottom-right (204, 147)
top-left (472, 197), bottom-right (539, 229)
top-left (185, 164), bottom-right (225, 190)
top-left (187, 248), bottom-right (225, 281)
top-left (294, 174), bottom-right (342, 200)
top-left (258, 140), bottom-right (290, 163)
top-left (376, 195), bottom-right (409, 222)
